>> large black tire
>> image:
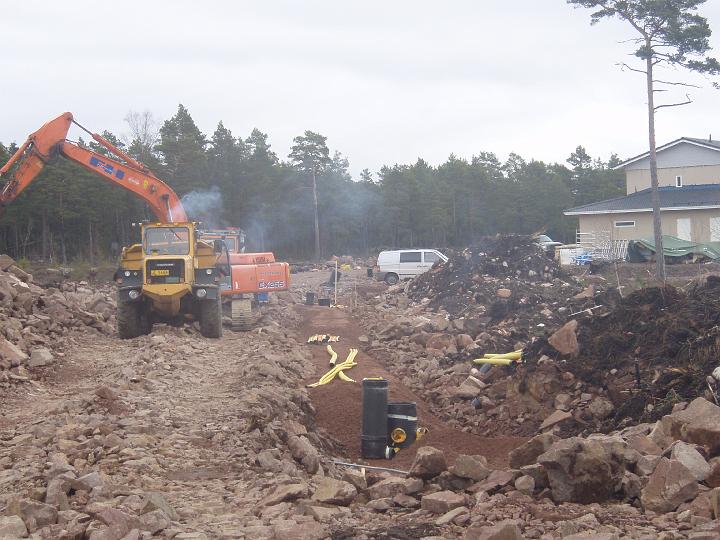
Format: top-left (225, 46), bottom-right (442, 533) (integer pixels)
top-left (385, 273), bottom-right (399, 285)
top-left (199, 296), bottom-right (223, 338)
top-left (117, 300), bottom-right (143, 339)
top-left (231, 298), bottom-right (253, 332)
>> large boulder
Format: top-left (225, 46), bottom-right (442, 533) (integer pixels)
top-left (409, 446), bottom-right (447, 479)
top-left (509, 433), bottom-right (557, 469)
top-left (640, 457), bottom-right (699, 513)
top-left (537, 436), bottom-right (626, 503)
top-left (661, 398), bottom-right (720, 453)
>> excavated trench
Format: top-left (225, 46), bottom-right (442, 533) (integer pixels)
top-left (296, 303), bottom-right (526, 470)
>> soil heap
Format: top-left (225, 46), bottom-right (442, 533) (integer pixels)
top-left (526, 276), bottom-right (720, 431)
top-left (406, 235), bottom-right (583, 353)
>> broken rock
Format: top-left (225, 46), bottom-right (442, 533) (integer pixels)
top-left (409, 446), bottom-right (447, 479)
top-left (28, 347), bottom-right (54, 368)
top-left (640, 457), bottom-right (699, 513)
top-left (0, 515), bottom-right (28, 538)
top-left (420, 490), bottom-right (465, 514)
top-left (508, 432), bottom-right (557, 469)
top-left (6, 498), bottom-right (58, 532)
top-left (537, 437), bottom-right (626, 503)
top-left (670, 441), bottom-right (711, 482)
top-left (311, 477), bottom-right (357, 506)
top-left (662, 398), bottom-right (720, 453)
top-left (548, 319), bottom-right (579, 356)
top-left (449, 454), bottom-right (491, 481)
top-left (464, 519), bottom-right (523, 540)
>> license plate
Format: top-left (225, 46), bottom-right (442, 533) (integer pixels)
top-left (151, 269), bottom-right (170, 276)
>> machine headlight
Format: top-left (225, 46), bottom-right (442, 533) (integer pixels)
top-left (128, 290), bottom-right (140, 300)
top-left (124, 271), bottom-right (131, 277)
top-left (196, 288), bottom-right (207, 298)
top-left (206, 269), bottom-right (213, 275)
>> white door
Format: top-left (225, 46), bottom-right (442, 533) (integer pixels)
top-left (676, 218), bottom-right (692, 241)
top-left (710, 217), bottom-right (720, 241)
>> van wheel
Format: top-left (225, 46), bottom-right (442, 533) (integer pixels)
top-left (385, 273), bottom-right (399, 285)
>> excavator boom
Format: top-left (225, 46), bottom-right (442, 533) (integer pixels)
top-left (0, 112), bottom-right (187, 222)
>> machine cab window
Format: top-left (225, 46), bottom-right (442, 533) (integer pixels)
top-left (144, 227), bottom-right (190, 255)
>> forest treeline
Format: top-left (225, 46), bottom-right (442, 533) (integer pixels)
top-left (0, 105), bottom-right (624, 263)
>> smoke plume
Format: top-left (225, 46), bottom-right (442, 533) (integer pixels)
top-left (181, 186), bottom-right (223, 228)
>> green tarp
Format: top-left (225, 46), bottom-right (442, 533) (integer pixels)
top-left (627, 235), bottom-right (720, 262)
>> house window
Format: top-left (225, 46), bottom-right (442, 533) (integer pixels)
top-left (676, 175), bottom-right (683, 187)
top-left (614, 220), bottom-right (636, 228)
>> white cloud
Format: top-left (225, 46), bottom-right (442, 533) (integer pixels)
top-left (2, 0), bottom-right (719, 176)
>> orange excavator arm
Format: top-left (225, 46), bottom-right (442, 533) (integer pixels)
top-left (0, 112), bottom-right (188, 223)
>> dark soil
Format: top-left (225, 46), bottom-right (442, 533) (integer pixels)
top-left (526, 275), bottom-right (720, 429)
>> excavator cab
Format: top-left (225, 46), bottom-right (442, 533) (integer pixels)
top-left (114, 222), bottom-right (223, 339)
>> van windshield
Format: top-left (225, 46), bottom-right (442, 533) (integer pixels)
top-left (144, 227), bottom-right (190, 255)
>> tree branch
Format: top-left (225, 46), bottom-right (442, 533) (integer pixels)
top-left (652, 79), bottom-right (701, 89)
top-left (618, 62), bottom-right (647, 75)
top-left (654, 94), bottom-right (693, 111)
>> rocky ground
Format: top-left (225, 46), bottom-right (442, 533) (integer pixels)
top-left (0, 249), bottom-right (719, 539)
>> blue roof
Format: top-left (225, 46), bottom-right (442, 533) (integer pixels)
top-left (565, 184), bottom-right (720, 215)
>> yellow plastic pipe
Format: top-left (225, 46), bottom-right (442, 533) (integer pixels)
top-left (473, 358), bottom-right (516, 366)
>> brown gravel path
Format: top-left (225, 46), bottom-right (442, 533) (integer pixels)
top-left (297, 304), bottom-right (526, 470)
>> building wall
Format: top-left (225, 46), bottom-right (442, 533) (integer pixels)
top-left (625, 143), bottom-right (720, 170)
top-left (626, 164), bottom-right (720, 194)
top-left (578, 208), bottom-right (720, 243)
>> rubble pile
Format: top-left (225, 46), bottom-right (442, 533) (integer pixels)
top-left (306, 398), bottom-right (720, 539)
top-left (0, 301), bottom-right (352, 539)
top-left (406, 235), bottom-right (584, 353)
top-left (0, 255), bottom-right (115, 384)
top-left (526, 277), bottom-right (720, 431)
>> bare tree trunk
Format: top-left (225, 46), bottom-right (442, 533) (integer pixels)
top-left (646, 49), bottom-right (666, 282)
top-left (41, 208), bottom-right (48, 261)
top-left (311, 167), bottom-right (321, 261)
top-left (88, 219), bottom-right (95, 266)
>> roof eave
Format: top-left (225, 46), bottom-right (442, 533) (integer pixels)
top-left (564, 204), bottom-right (720, 216)
top-left (613, 138), bottom-right (720, 170)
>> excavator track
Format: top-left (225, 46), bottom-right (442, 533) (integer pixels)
top-left (231, 298), bottom-right (253, 331)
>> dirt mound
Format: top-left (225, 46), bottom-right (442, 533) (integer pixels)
top-left (409, 235), bottom-right (567, 315)
top-left (527, 276), bottom-right (720, 430)
top-left (403, 235), bottom-right (584, 355)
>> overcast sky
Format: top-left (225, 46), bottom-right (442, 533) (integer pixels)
top-left (2, 1), bottom-right (720, 178)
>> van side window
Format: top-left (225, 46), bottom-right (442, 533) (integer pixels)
top-left (399, 251), bottom-right (422, 263)
top-left (424, 252), bottom-right (440, 263)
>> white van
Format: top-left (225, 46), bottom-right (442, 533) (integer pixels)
top-left (374, 249), bottom-right (448, 284)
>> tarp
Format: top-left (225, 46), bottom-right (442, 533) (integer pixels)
top-left (627, 235), bottom-right (720, 262)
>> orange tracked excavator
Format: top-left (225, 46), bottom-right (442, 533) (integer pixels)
top-left (0, 112), bottom-right (290, 337)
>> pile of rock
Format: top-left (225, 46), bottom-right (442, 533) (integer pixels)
top-left (0, 254), bottom-right (115, 384)
top-left (322, 398), bottom-right (720, 539)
